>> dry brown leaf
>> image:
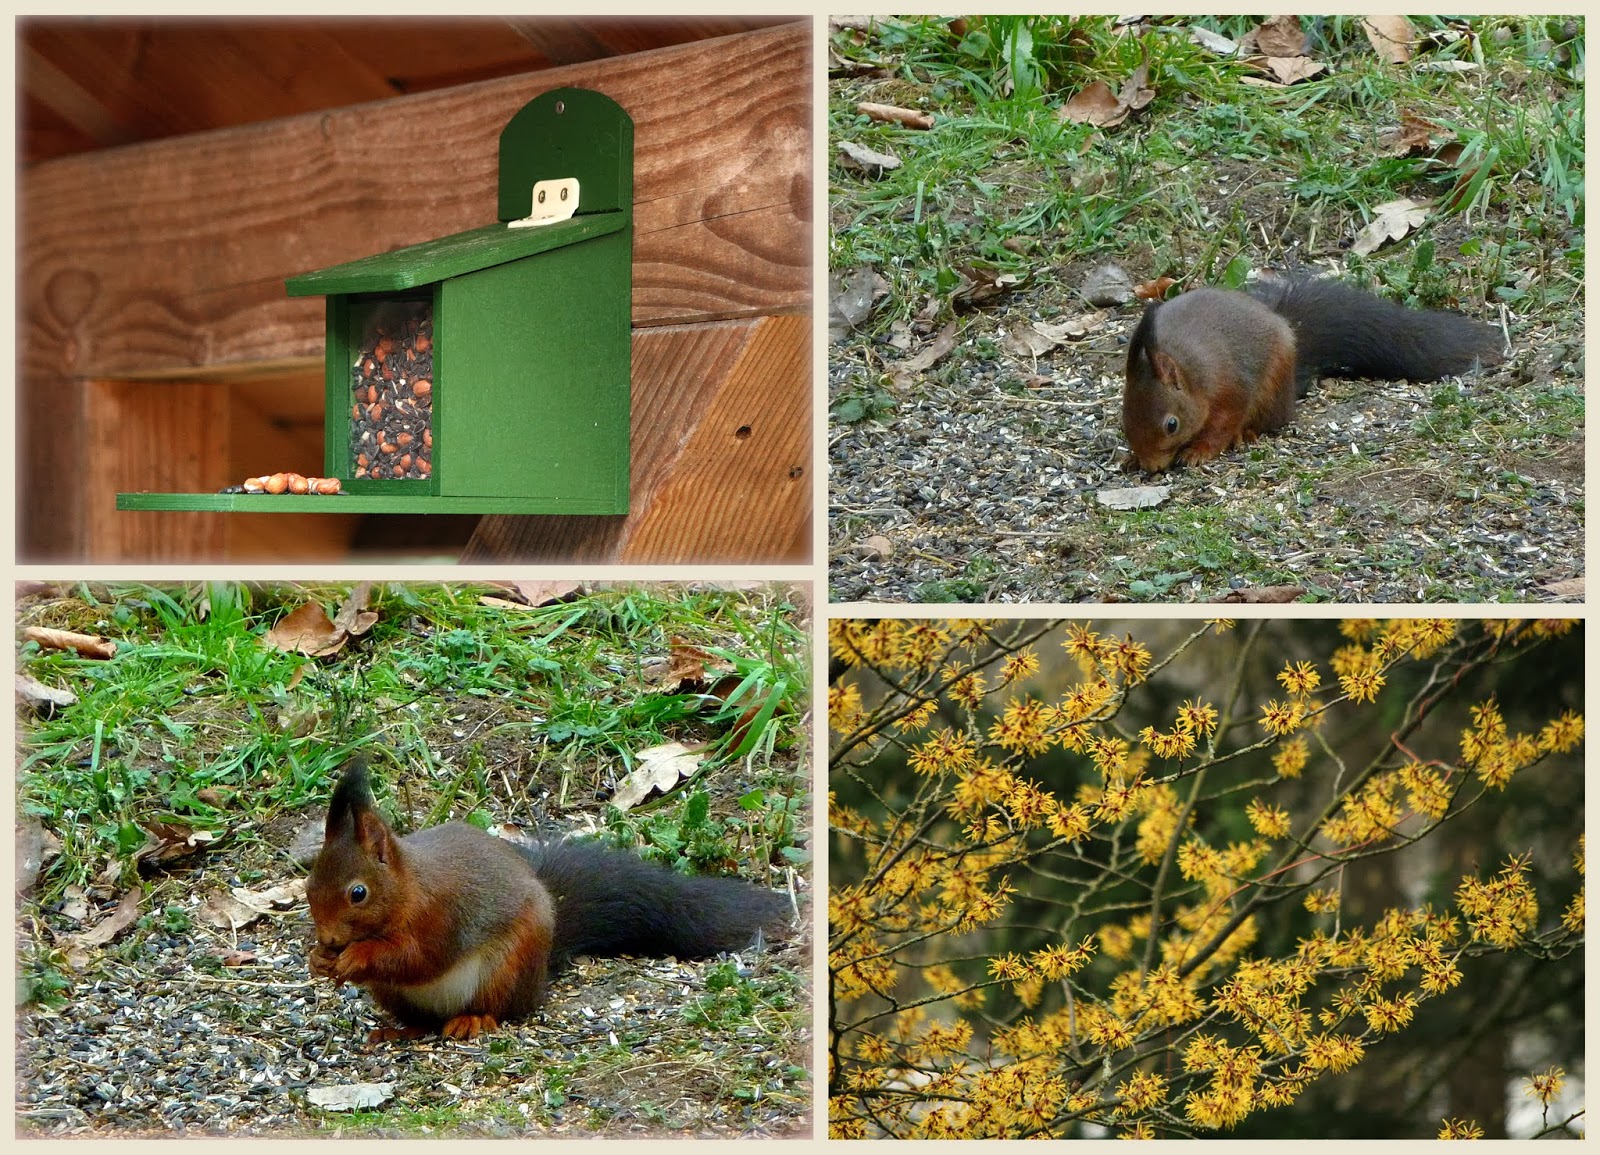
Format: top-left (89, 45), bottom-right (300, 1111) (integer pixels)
top-left (950, 264), bottom-right (1024, 309)
top-left (1362, 15), bottom-right (1415, 64)
top-left (59, 884), bottom-right (88, 923)
top-left (331, 582), bottom-right (378, 639)
top-left (1540, 577), bottom-right (1584, 600)
top-left (263, 601), bottom-right (343, 657)
top-left (1059, 79), bottom-right (1126, 127)
top-left (22, 627), bottom-right (116, 660)
top-left (1351, 198), bottom-right (1429, 256)
top-left (231, 880), bottom-right (306, 913)
top-left (513, 580), bottom-right (584, 607)
top-left (829, 266), bottom-right (892, 342)
top-left (17, 673), bottom-right (76, 714)
top-left (667, 638), bottom-right (715, 686)
top-left (857, 101), bottom-right (934, 130)
top-left (898, 321), bottom-right (958, 374)
top-left (17, 820), bottom-right (56, 896)
top-left (71, 887), bottom-right (143, 950)
top-left (1118, 61), bottom-right (1155, 116)
top-left (856, 534), bottom-right (894, 562)
top-left (217, 949), bottom-right (258, 967)
top-left (837, 139), bottom-right (902, 175)
top-left (16, 581), bottom-right (65, 601)
top-left (1190, 26), bottom-right (1241, 56)
top-left (611, 742), bottom-right (704, 811)
top-left (1036, 314), bottom-right (1105, 343)
top-left (199, 891), bottom-right (262, 931)
top-left (132, 821), bottom-right (220, 870)
top-left (1381, 113), bottom-right (1444, 157)
top-left (1251, 15), bottom-right (1309, 58)
top-left (1259, 55), bottom-right (1326, 84)
top-left (1001, 323), bottom-right (1060, 359)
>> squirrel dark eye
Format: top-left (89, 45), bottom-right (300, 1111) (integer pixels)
top-left (1163, 415), bottom-right (1180, 436)
top-left (348, 883), bottom-right (368, 904)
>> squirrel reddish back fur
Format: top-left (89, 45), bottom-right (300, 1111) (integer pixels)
top-left (307, 760), bottom-right (791, 1041)
top-left (1122, 278), bottom-right (1503, 472)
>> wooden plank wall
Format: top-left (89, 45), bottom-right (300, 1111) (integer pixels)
top-left (20, 21), bottom-right (811, 562)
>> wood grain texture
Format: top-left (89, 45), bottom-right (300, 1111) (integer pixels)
top-left (85, 377), bottom-right (358, 561)
top-left (21, 22), bottom-right (811, 560)
top-left (463, 313), bottom-right (810, 564)
top-left (20, 18), bottom-right (803, 162)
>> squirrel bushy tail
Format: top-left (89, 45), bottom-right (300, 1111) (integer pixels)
top-left (518, 840), bottom-right (791, 968)
top-left (1249, 277), bottom-right (1502, 393)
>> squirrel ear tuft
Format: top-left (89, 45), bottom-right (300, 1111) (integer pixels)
top-left (325, 757), bottom-right (375, 841)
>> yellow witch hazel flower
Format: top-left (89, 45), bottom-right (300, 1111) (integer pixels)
top-left (1525, 1066), bottom-right (1565, 1107)
top-left (1456, 855), bottom-right (1539, 948)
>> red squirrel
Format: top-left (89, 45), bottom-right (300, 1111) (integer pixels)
top-left (307, 760), bottom-right (792, 1041)
top-left (1122, 277), bottom-right (1504, 472)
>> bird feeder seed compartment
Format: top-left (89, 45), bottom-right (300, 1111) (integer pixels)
top-left (116, 87), bottom-right (633, 517)
top-left (345, 296), bottom-right (435, 486)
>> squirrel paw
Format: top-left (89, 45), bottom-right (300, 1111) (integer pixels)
top-left (1176, 443), bottom-right (1221, 467)
top-left (441, 1013), bottom-right (499, 1040)
top-left (308, 945), bottom-right (342, 983)
top-left (367, 1024), bottom-right (432, 1044)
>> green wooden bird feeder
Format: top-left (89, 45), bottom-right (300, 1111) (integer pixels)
top-left (118, 87), bottom-right (632, 516)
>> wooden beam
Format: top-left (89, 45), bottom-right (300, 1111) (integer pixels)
top-left (20, 22), bottom-right (811, 560)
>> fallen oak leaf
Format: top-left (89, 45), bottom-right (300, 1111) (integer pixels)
top-left (611, 742), bottom-right (704, 811)
top-left (231, 879), bottom-right (306, 914)
top-left (950, 264), bottom-right (1025, 309)
top-left (1059, 59), bottom-right (1154, 129)
top-left (263, 601), bottom-right (344, 657)
top-left (829, 266), bottom-right (891, 342)
top-left (21, 627), bottom-right (116, 660)
top-left (1257, 55), bottom-right (1326, 85)
top-left (1539, 577), bottom-right (1583, 600)
top-left (1350, 197), bottom-right (1430, 256)
top-left (1380, 113), bottom-right (1446, 157)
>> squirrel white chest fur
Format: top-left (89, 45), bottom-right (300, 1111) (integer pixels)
top-left (392, 942), bottom-right (508, 1016)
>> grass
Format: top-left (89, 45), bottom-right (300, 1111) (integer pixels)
top-left (18, 582), bottom-right (808, 903)
top-left (832, 15), bottom-right (1583, 328)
